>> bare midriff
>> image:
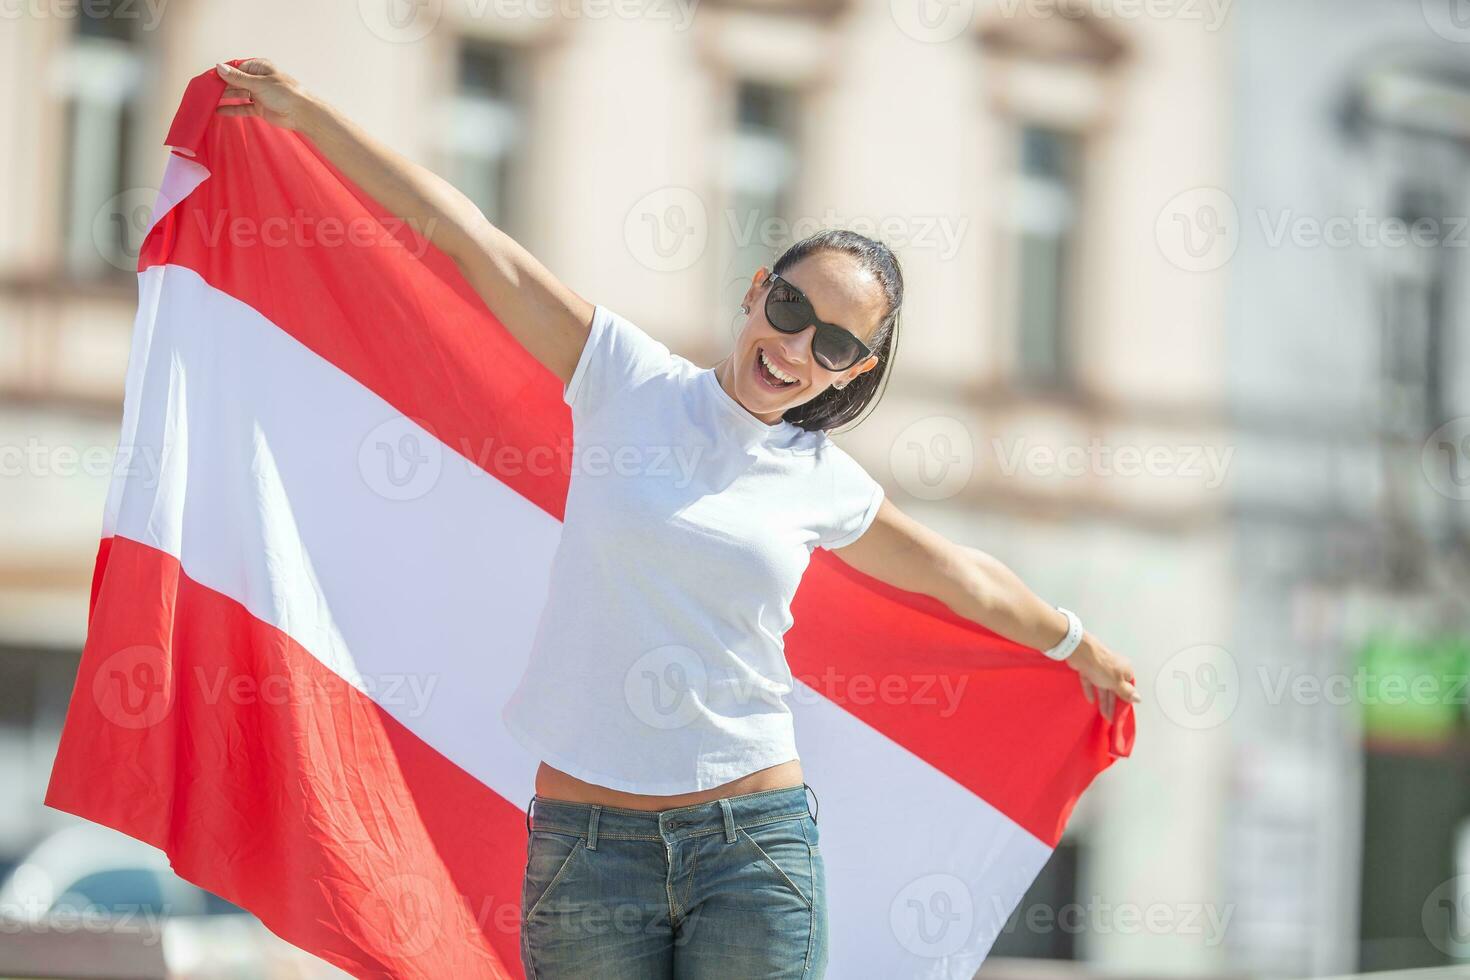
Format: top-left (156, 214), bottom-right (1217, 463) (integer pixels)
top-left (534, 758), bottom-right (805, 811)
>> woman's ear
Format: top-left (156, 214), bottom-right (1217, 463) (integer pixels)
top-left (739, 267), bottom-right (768, 314)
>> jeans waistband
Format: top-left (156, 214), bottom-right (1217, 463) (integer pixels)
top-left (526, 783), bottom-right (818, 848)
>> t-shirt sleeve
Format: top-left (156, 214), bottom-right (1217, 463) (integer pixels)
top-left (564, 304), bottom-right (677, 417)
top-left (816, 447), bottom-right (886, 551)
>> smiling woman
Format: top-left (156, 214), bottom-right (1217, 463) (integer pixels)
top-left (720, 235), bottom-right (901, 433)
top-left (210, 56), bottom-right (1140, 980)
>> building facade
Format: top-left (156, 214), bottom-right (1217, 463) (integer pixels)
top-left (5, 0), bottom-right (1464, 976)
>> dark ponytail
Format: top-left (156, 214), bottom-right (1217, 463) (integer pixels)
top-left (773, 229), bottom-right (903, 434)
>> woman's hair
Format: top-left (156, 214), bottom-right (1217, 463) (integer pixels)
top-left (770, 228), bottom-right (903, 433)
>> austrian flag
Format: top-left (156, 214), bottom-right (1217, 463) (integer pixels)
top-left (45, 63), bottom-right (1133, 979)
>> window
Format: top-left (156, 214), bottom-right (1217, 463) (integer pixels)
top-left (1339, 64), bottom-right (1470, 437)
top-left (1007, 125), bottom-right (1082, 387)
top-left (1379, 183), bottom-right (1449, 437)
top-left (719, 80), bottom-right (800, 315)
top-left (58, 0), bottom-right (147, 278)
top-left (445, 40), bottom-right (525, 236)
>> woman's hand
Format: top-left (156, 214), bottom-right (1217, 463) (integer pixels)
top-left (214, 59), bottom-right (313, 131)
top-left (1067, 633), bottom-right (1140, 723)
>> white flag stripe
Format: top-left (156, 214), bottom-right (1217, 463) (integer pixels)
top-left (797, 688), bottom-right (1051, 974)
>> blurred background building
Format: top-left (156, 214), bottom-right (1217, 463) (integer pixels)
top-left (0, 0), bottom-right (1466, 976)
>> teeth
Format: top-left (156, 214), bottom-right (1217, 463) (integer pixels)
top-left (760, 348), bottom-right (797, 384)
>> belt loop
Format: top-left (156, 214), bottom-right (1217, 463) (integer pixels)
top-left (804, 782), bottom-right (818, 824)
top-left (719, 799), bottom-right (736, 843)
top-left (587, 805), bottom-right (602, 851)
top-left (526, 797), bottom-right (534, 835)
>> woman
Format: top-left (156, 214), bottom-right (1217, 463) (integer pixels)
top-left (214, 59), bottom-right (1141, 979)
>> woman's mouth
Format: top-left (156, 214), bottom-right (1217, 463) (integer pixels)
top-left (754, 346), bottom-right (799, 391)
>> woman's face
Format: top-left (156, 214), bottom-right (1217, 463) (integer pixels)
top-left (725, 252), bottom-right (886, 426)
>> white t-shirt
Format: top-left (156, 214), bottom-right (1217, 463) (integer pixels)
top-left (500, 304), bottom-right (885, 794)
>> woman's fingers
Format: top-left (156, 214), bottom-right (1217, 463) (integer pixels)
top-left (1098, 675), bottom-right (1140, 705)
top-left (216, 59), bottom-right (275, 85)
top-left (234, 57), bottom-right (276, 77)
top-left (1068, 634), bottom-right (1143, 714)
top-left (1079, 659), bottom-right (1141, 719)
top-left (1096, 641), bottom-right (1143, 704)
top-left (215, 62), bottom-right (256, 88)
top-left (211, 59), bottom-right (305, 130)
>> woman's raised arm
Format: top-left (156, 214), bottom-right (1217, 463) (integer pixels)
top-left (214, 59), bottom-right (593, 385)
top-left (832, 497), bottom-right (1142, 721)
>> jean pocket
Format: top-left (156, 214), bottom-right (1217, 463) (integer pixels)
top-left (738, 817), bottom-right (817, 911)
top-left (523, 831), bottom-right (585, 921)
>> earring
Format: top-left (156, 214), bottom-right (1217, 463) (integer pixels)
top-left (739, 305), bottom-right (749, 314)
top-left (834, 380), bottom-right (848, 390)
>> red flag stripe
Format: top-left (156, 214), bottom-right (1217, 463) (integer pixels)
top-left (46, 535), bottom-right (523, 979)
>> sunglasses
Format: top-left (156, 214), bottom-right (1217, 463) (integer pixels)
top-left (761, 273), bottom-right (875, 373)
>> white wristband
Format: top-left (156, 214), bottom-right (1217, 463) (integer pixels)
top-left (1042, 607), bottom-right (1084, 661)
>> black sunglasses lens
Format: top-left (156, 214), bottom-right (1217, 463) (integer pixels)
top-left (813, 329), bottom-right (860, 371)
top-left (766, 285), bottom-right (809, 334)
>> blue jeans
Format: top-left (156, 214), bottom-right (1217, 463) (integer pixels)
top-left (520, 783), bottom-right (828, 978)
